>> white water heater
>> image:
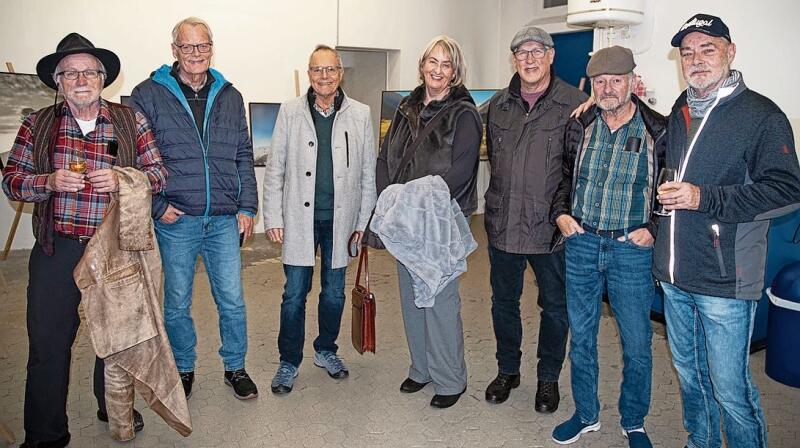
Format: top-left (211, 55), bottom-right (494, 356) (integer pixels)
top-left (567, 0), bottom-right (645, 27)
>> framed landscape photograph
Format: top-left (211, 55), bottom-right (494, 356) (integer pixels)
top-left (379, 89), bottom-right (496, 160)
top-left (248, 102), bottom-right (281, 166)
top-left (0, 72), bottom-right (62, 163)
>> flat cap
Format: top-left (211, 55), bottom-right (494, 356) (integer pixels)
top-left (510, 26), bottom-right (554, 52)
top-left (586, 46), bottom-right (636, 77)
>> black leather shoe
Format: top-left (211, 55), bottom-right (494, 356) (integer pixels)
top-left (534, 380), bottom-right (560, 413)
top-left (485, 373), bottom-right (520, 404)
top-left (97, 408), bottom-right (145, 432)
top-left (20, 433), bottom-right (71, 448)
top-left (400, 377), bottom-right (430, 393)
top-left (430, 387), bottom-right (466, 409)
top-left (180, 371), bottom-right (195, 399)
top-left (225, 368), bottom-right (259, 400)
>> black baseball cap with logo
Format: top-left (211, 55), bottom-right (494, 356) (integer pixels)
top-left (671, 13), bottom-right (731, 47)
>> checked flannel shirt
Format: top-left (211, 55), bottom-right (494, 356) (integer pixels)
top-left (572, 106), bottom-right (654, 231)
top-left (2, 100), bottom-right (166, 237)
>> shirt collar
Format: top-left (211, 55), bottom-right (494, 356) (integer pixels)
top-left (58, 98), bottom-right (112, 124)
top-left (594, 101), bottom-right (642, 132)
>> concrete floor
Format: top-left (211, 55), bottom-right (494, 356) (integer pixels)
top-left (1, 217), bottom-right (798, 447)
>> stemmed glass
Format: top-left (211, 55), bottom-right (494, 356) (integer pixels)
top-left (654, 168), bottom-right (677, 216)
top-left (69, 148), bottom-right (87, 174)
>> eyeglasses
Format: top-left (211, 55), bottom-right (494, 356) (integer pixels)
top-left (175, 43), bottom-right (213, 54)
top-left (308, 66), bottom-right (342, 76)
top-left (55, 69), bottom-right (106, 80)
top-left (513, 47), bottom-right (550, 61)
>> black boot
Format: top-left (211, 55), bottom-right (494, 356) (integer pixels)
top-left (485, 373), bottom-right (520, 404)
top-left (534, 380), bottom-right (560, 413)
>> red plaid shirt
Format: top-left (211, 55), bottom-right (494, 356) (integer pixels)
top-left (2, 100), bottom-right (166, 237)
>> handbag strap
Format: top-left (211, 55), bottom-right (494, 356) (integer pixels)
top-left (355, 245), bottom-right (370, 294)
top-left (390, 106), bottom-right (452, 184)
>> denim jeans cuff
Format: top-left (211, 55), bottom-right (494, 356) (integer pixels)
top-left (621, 421), bottom-right (646, 432)
top-left (577, 412), bottom-right (599, 425)
top-left (223, 361), bottom-right (246, 372)
top-left (498, 368), bottom-right (521, 376)
top-left (537, 371), bottom-right (560, 383)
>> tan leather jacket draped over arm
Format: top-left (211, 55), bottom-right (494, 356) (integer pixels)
top-left (74, 167), bottom-right (191, 441)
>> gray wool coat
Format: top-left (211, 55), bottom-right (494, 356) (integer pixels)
top-left (262, 92), bottom-right (377, 268)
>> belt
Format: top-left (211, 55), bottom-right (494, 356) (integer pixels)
top-left (580, 223), bottom-right (645, 240)
top-left (57, 232), bottom-right (92, 244)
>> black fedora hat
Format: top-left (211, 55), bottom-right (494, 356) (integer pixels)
top-left (36, 32), bottom-right (120, 90)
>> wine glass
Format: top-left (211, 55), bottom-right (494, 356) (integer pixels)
top-left (654, 168), bottom-right (677, 216)
top-left (69, 148), bottom-right (87, 174)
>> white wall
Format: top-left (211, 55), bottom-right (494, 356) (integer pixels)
top-left (0, 0), bottom-right (503, 250)
top-left (338, 0), bottom-right (500, 89)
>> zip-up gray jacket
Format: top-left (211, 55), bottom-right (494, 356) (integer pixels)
top-left (652, 78), bottom-right (800, 299)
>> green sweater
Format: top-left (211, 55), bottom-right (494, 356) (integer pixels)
top-left (311, 107), bottom-right (335, 220)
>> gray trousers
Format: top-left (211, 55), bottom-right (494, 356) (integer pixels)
top-left (397, 261), bottom-right (467, 395)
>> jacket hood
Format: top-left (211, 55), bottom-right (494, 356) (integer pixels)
top-left (151, 64), bottom-right (228, 87)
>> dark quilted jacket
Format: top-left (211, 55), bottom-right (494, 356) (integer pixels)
top-left (130, 65), bottom-right (257, 218)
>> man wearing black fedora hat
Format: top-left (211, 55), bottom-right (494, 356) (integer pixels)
top-left (2, 33), bottom-right (167, 448)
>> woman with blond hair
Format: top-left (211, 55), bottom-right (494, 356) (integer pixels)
top-left (370, 35), bottom-right (481, 408)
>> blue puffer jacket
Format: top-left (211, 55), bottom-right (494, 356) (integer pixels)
top-left (130, 65), bottom-right (257, 218)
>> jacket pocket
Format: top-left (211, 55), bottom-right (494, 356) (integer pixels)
top-left (86, 263), bottom-right (159, 357)
top-left (483, 187), bottom-right (506, 236)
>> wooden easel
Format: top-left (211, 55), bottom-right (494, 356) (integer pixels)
top-left (0, 60), bottom-right (20, 445)
top-left (1, 62), bottom-right (26, 262)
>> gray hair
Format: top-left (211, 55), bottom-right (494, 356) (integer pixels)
top-left (172, 17), bottom-right (213, 44)
top-left (417, 35), bottom-right (467, 88)
top-left (308, 44), bottom-right (342, 68)
top-left (52, 55), bottom-right (106, 86)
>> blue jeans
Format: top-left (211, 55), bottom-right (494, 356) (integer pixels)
top-left (662, 283), bottom-right (767, 448)
top-left (155, 214), bottom-right (248, 372)
top-left (488, 244), bottom-right (568, 381)
top-left (565, 232), bottom-right (654, 430)
top-left (278, 220), bottom-right (346, 367)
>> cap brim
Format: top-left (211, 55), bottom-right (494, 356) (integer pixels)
top-left (36, 48), bottom-right (120, 90)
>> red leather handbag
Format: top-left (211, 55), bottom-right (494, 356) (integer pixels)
top-left (350, 235), bottom-right (376, 354)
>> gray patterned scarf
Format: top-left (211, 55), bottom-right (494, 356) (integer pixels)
top-left (687, 69), bottom-right (741, 118)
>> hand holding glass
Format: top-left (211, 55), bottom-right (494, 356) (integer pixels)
top-left (655, 168), bottom-right (677, 216)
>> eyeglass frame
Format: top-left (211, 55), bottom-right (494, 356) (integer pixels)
top-left (174, 42), bottom-right (213, 54)
top-left (513, 46), bottom-right (552, 61)
top-left (308, 66), bottom-right (343, 77)
top-left (55, 69), bottom-right (106, 81)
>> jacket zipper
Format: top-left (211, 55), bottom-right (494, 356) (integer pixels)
top-left (668, 87), bottom-right (734, 283)
top-left (711, 224), bottom-right (727, 277)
